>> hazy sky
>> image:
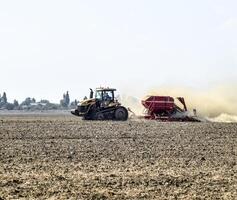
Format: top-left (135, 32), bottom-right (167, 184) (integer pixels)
top-left (0, 0), bottom-right (237, 103)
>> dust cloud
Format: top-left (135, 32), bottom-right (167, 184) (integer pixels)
top-left (210, 113), bottom-right (237, 123)
top-left (120, 95), bottom-right (144, 116)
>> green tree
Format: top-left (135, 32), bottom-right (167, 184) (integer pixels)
top-left (13, 100), bottom-right (19, 107)
top-left (65, 91), bottom-right (70, 106)
top-left (40, 99), bottom-right (50, 104)
top-left (21, 97), bottom-right (34, 106)
top-left (6, 103), bottom-right (14, 110)
top-left (60, 91), bottom-right (70, 108)
top-left (2, 92), bottom-right (7, 104)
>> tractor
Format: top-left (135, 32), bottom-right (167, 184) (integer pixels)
top-left (71, 87), bottom-right (128, 121)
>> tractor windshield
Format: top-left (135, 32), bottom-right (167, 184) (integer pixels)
top-left (95, 91), bottom-right (103, 100)
top-left (104, 91), bottom-right (113, 101)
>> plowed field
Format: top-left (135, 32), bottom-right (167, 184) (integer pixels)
top-left (0, 115), bottom-right (236, 199)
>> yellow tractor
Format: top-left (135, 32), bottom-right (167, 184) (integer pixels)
top-left (71, 87), bottom-right (128, 120)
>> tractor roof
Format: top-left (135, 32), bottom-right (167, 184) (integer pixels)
top-left (96, 87), bottom-right (116, 91)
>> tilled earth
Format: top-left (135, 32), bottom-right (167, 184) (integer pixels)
top-left (0, 115), bottom-right (236, 199)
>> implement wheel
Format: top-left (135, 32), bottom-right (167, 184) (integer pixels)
top-left (114, 107), bottom-right (128, 121)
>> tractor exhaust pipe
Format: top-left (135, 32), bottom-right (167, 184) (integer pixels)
top-left (89, 88), bottom-right (93, 99)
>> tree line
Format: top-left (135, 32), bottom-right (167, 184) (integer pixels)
top-left (0, 91), bottom-right (78, 110)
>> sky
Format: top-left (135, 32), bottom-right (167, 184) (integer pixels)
top-left (0, 0), bottom-right (237, 103)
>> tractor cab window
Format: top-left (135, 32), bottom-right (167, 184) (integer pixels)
top-left (95, 91), bottom-right (103, 100)
top-left (103, 91), bottom-right (113, 101)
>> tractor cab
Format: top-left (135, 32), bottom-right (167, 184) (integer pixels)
top-left (94, 88), bottom-right (118, 108)
top-left (94, 88), bottom-right (115, 102)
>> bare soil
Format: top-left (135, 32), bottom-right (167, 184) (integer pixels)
top-left (0, 115), bottom-right (236, 199)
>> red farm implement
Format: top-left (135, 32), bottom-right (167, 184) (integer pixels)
top-left (141, 96), bottom-right (200, 122)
